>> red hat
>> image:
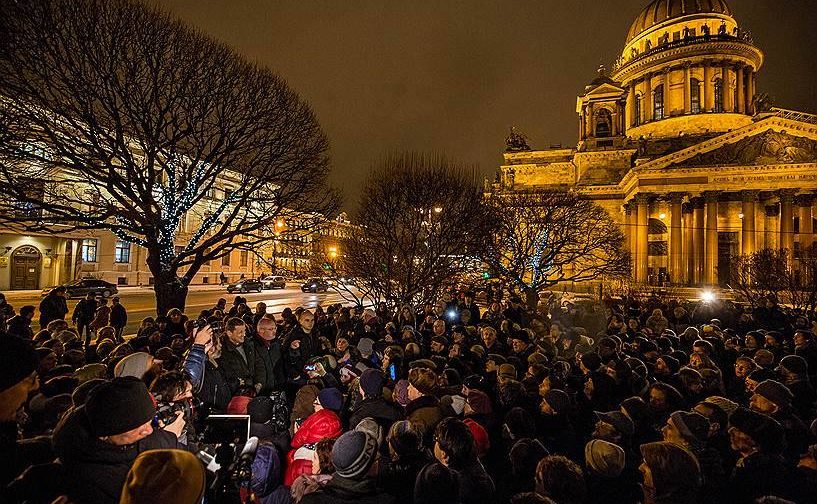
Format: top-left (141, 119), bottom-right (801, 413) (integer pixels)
top-left (463, 418), bottom-right (490, 458)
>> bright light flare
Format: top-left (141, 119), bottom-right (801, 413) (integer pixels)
top-left (700, 290), bottom-right (716, 303)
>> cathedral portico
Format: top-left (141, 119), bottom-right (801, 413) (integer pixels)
top-left (490, 0), bottom-right (817, 288)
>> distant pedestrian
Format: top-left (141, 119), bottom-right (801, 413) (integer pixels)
top-left (88, 298), bottom-right (111, 342)
top-left (110, 297), bottom-right (128, 341)
top-left (219, 272), bottom-right (227, 286)
top-left (39, 286), bottom-right (68, 329)
top-left (72, 293), bottom-right (97, 344)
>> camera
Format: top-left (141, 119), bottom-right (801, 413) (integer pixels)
top-left (155, 400), bottom-right (189, 427)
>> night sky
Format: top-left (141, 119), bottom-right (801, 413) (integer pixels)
top-left (154, 0), bottom-right (817, 213)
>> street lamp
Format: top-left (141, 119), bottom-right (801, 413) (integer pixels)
top-left (328, 246), bottom-right (338, 259)
top-left (433, 206), bottom-right (443, 213)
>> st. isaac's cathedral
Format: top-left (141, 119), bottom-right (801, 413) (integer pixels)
top-left (490, 0), bottom-right (817, 288)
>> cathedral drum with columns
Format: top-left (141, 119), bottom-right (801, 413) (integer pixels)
top-left (491, 0), bottom-right (817, 288)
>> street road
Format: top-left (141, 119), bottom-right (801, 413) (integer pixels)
top-left (6, 285), bottom-right (358, 336)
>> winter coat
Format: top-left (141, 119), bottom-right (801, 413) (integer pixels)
top-left (728, 452), bottom-right (795, 504)
top-left (377, 451), bottom-right (432, 504)
top-left (300, 475), bottom-right (396, 504)
top-left (284, 409), bottom-right (343, 487)
top-left (453, 460), bottom-right (495, 504)
top-left (184, 343), bottom-right (231, 413)
top-left (6, 315), bottom-right (33, 340)
top-left (110, 304), bottom-right (127, 329)
top-left (291, 474), bottom-right (332, 504)
top-left (218, 337), bottom-right (258, 394)
top-left (72, 299), bottom-right (97, 324)
top-left (39, 292), bottom-right (68, 328)
top-left (348, 396), bottom-right (404, 432)
top-left (405, 395), bottom-right (446, 446)
top-left (282, 325), bottom-right (322, 383)
top-left (52, 406), bottom-right (179, 504)
top-left (250, 441), bottom-right (291, 504)
top-left (89, 305), bottom-right (111, 331)
top-left (255, 335), bottom-right (285, 394)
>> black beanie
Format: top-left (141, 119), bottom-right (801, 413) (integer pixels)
top-left (359, 368), bottom-right (384, 398)
top-left (0, 337), bottom-right (38, 392)
top-left (85, 377), bottom-right (156, 437)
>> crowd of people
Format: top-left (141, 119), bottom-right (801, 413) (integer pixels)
top-left (2, 285), bottom-right (817, 504)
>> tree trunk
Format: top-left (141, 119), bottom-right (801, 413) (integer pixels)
top-left (147, 249), bottom-right (189, 316)
top-left (524, 288), bottom-right (540, 312)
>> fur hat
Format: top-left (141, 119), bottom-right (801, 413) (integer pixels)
top-left (120, 449), bottom-right (205, 504)
top-left (585, 439), bottom-right (625, 478)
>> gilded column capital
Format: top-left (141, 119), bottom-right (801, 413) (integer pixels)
top-left (778, 189), bottom-right (797, 202)
top-left (702, 190), bottom-right (721, 203)
top-left (740, 190), bottom-right (760, 202)
top-left (633, 193), bottom-right (652, 205)
top-left (667, 192), bottom-right (686, 204)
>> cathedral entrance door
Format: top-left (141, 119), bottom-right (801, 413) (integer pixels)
top-left (10, 245), bottom-right (42, 290)
top-left (717, 232), bottom-right (738, 287)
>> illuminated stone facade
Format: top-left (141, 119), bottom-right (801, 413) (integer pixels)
top-left (491, 0), bottom-right (817, 287)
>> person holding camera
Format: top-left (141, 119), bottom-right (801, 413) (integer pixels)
top-left (184, 323), bottom-right (231, 414)
top-left (52, 377), bottom-right (185, 504)
top-left (149, 370), bottom-right (197, 449)
top-left (218, 317), bottom-right (259, 395)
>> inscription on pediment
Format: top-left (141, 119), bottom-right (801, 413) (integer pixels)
top-left (670, 130), bottom-right (817, 167)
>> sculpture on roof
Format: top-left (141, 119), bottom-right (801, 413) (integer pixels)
top-left (505, 126), bottom-right (531, 152)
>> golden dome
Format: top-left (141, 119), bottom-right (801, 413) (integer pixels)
top-left (626, 0), bottom-right (732, 43)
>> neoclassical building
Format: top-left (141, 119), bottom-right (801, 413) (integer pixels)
top-left (491, 0), bottom-right (817, 287)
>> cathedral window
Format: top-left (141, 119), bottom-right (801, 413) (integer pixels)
top-left (690, 78), bottom-right (701, 114)
top-left (634, 94), bottom-right (642, 126)
top-left (653, 85), bottom-right (664, 120)
top-left (714, 78), bottom-right (724, 112)
top-left (595, 109), bottom-right (612, 137)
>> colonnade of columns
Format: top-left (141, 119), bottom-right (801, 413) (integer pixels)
top-left (625, 190), bottom-right (817, 286)
top-left (627, 61), bottom-right (757, 127)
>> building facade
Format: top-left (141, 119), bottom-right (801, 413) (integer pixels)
top-left (492, 0), bottom-right (817, 287)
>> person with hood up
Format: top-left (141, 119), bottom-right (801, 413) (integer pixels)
top-left (284, 391), bottom-right (343, 487)
top-left (52, 377), bottom-right (185, 504)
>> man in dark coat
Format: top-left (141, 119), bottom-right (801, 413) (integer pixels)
top-left (217, 317), bottom-right (258, 395)
top-left (282, 310), bottom-right (322, 387)
top-left (254, 316), bottom-right (284, 395)
top-left (6, 305), bottom-right (35, 340)
top-left (349, 369), bottom-right (403, 430)
top-left (109, 296), bottom-right (128, 340)
top-left (52, 377), bottom-right (184, 504)
top-left (433, 417), bottom-right (495, 504)
top-left (39, 286), bottom-right (68, 329)
top-left (72, 293), bottom-right (97, 343)
top-left (0, 293), bottom-right (15, 333)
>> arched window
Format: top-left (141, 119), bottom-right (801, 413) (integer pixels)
top-left (653, 85), bottom-right (664, 120)
top-left (595, 109), bottom-right (612, 137)
top-left (714, 78), bottom-right (724, 112)
top-left (690, 78), bottom-right (701, 114)
top-left (634, 94), bottom-right (642, 126)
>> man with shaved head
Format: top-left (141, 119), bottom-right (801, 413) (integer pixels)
top-left (254, 315), bottom-right (284, 394)
top-left (282, 309), bottom-right (322, 388)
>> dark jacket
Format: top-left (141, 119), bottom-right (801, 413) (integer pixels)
top-left (300, 475), bottom-right (396, 504)
top-left (39, 292), bottom-right (68, 328)
top-left (453, 460), bottom-right (495, 504)
top-left (6, 315), bottom-right (33, 339)
top-left (349, 396), bottom-right (404, 432)
top-left (282, 325), bottom-right (322, 383)
top-left (52, 406), bottom-right (180, 504)
top-left (218, 337), bottom-right (258, 394)
top-left (377, 451), bottom-right (432, 504)
top-left (72, 298), bottom-right (97, 324)
top-left (405, 395), bottom-right (446, 446)
top-left (254, 335), bottom-right (285, 394)
top-left (184, 343), bottom-right (232, 413)
top-left (728, 452), bottom-right (794, 504)
top-left (110, 304), bottom-right (128, 329)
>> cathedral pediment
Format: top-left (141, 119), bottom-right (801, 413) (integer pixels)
top-left (668, 129), bottom-right (817, 168)
top-left (583, 82), bottom-right (626, 97)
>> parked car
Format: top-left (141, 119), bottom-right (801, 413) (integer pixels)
top-left (259, 275), bottom-right (287, 290)
top-left (41, 279), bottom-right (118, 299)
top-left (300, 278), bottom-right (329, 293)
top-left (227, 279), bottom-right (263, 293)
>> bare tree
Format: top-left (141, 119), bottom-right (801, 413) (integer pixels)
top-left (343, 152), bottom-right (493, 307)
top-left (729, 248), bottom-right (789, 308)
top-left (0, 0), bottom-right (338, 314)
top-left (482, 190), bottom-right (630, 309)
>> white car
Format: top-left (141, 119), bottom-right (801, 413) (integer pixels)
top-left (260, 275), bottom-right (287, 289)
